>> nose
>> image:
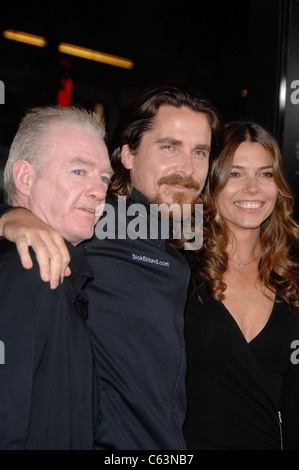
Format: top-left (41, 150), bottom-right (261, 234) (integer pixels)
top-left (175, 151), bottom-right (194, 177)
top-left (243, 175), bottom-right (259, 194)
top-left (86, 175), bottom-right (108, 202)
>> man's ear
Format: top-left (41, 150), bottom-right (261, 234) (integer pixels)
top-left (120, 144), bottom-right (134, 170)
top-left (12, 160), bottom-right (36, 197)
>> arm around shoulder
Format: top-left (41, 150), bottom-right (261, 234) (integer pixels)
top-left (0, 204), bottom-right (71, 288)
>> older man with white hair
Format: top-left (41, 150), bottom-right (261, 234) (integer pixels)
top-left (0, 105), bottom-right (112, 449)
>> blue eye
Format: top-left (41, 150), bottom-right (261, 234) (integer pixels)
top-left (101, 176), bottom-right (110, 184)
top-left (73, 170), bottom-right (84, 175)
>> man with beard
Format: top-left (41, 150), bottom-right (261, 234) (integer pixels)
top-left (0, 84), bottom-right (223, 449)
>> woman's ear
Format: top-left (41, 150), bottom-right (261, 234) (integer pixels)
top-left (120, 144), bottom-right (134, 170)
top-left (12, 160), bottom-right (35, 197)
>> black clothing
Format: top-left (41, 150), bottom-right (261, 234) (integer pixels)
top-left (0, 239), bottom-right (95, 449)
top-left (183, 284), bottom-right (299, 450)
top-left (82, 189), bottom-right (191, 450)
top-left (0, 193), bottom-right (191, 450)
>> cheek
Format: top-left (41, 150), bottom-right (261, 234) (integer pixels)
top-left (265, 185), bottom-right (279, 205)
top-left (132, 160), bottom-right (159, 189)
top-left (194, 160), bottom-right (209, 181)
top-left (215, 187), bottom-right (236, 218)
top-left (215, 197), bottom-right (226, 217)
top-left (49, 185), bottom-right (79, 215)
top-left (130, 157), bottom-right (146, 182)
top-left (216, 186), bottom-right (233, 205)
top-left (272, 187), bottom-right (279, 201)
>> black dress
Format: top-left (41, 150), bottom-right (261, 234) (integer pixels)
top-left (183, 284), bottom-right (299, 450)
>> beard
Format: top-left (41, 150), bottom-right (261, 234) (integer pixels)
top-left (140, 174), bottom-right (202, 220)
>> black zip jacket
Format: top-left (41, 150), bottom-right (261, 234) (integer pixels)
top-left (82, 189), bottom-right (191, 449)
top-left (0, 238), bottom-right (95, 449)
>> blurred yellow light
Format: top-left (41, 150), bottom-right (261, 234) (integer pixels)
top-left (3, 29), bottom-right (47, 47)
top-left (58, 42), bottom-right (134, 69)
top-left (2, 29), bottom-right (134, 70)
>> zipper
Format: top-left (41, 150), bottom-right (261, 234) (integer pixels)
top-left (278, 410), bottom-right (283, 450)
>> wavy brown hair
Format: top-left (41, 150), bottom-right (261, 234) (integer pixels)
top-left (192, 121), bottom-right (299, 312)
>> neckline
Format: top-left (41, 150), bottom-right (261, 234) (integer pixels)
top-left (220, 299), bottom-right (276, 345)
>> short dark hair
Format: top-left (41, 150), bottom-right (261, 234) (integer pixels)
top-left (109, 83), bottom-right (224, 198)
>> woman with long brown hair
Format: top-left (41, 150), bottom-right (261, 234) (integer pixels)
top-left (183, 121), bottom-right (299, 450)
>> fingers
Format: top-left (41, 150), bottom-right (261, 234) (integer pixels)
top-left (2, 208), bottom-right (71, 289)
top-left (16, 229), bottom-right (71, 289)
top-left (33, 232), bottom-right (71, 289)
top-left (58, 241), bottom-right (72, 284)
top-left (16, 238), bottom-right (34, 270)
top-left (48, 244), bottom-right (71, 289)
top-left (34, 242), bottom-right (56, 286)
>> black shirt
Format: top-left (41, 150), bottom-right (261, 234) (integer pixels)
top-left (82, 189), bottom-right (191, 450)
top-left (0, 195), bottom-right (190, 450)
top-left (0, 239), bottom-right (95, 449)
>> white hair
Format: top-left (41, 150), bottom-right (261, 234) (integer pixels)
top-left (4, 105), bottom-right (106, 204)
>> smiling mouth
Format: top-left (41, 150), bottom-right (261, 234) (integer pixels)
top-left (166, 183), bottom-right (191, 191)
top-left (81, 208), bottom-right (95, 214)
top-left (234, 201), bottom-right (264, 209)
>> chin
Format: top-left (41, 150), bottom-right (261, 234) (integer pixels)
top-left (159, 191), bottom-right (197, 206)
top-left (72, 227), bottom-right (94, 244)
top-left (237, 221), bottom-right (264, 230)
top-left (83, 230), bottom-right (95, 241)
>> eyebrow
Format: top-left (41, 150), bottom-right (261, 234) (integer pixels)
top-left (68, 157), bottom-right (96, 167)
top-left (68, 157), bottom-right (113, 175)
top-left (105, 167), bottom-right (114, 177)
top-left (155, 137), bottom-right (211, 151)
top-left (231, 165), bottom-right (273, 170)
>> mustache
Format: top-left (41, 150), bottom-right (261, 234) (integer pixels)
top-left (158, 174), bottom-right (201, 191)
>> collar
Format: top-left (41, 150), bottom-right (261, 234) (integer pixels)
top-left (129, 188), bottom-right (173, 243)
top-left (129, 187), bottom-right (151, 207)
top-left (105, 188), bottom-right (174, 246)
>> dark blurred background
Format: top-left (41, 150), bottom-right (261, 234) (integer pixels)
top-left (0, 0), bottom-right (298, 219)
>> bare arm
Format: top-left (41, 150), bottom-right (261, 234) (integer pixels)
top-left (0, 208), bottom-right (71, 289)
